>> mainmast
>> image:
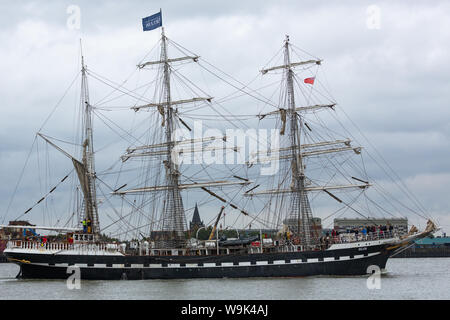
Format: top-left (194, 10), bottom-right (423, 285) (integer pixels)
top-left (115, 22), bottom-right (253, 246)
top-left (159, 28), bottom-right (187, 248)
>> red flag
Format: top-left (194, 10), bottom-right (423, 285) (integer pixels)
top-left (304, 77), bottom-right (315, 85)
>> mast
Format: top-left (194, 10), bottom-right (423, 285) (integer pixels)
top-left (159, 27), bottom-right (187, 248)
top-left (283, 36), bottom-right (317, 248)
top-left (118, 24), bottom-right (251, 246)
top-left (79, 52), bottom-right (100, 235)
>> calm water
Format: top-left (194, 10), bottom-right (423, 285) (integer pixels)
top-left (0, 258), bottom-right (449, 300)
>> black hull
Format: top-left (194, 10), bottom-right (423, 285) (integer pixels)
top-left (5, 244), bottom-right (391, 280)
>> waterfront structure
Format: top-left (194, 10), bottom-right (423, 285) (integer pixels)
top-left (334, 218), bottom-right (408, 234)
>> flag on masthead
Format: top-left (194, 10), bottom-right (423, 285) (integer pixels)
top-left (142, 11), bottom-right (162, 31)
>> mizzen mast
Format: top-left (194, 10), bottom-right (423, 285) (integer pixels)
top-left (283, 36), bottom-right (317, 248)
top-left (257, 36), bottom-right (322, 248)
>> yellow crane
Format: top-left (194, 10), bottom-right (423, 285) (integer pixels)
top-left (208, 206), bottom-right (225, 241)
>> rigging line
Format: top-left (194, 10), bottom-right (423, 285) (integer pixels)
top-left (169, 65), bottom-right (209, 98)
top-left (3, 136), bottom-right (38, 224)
top-left (321, 192), bottom-right (364, 229)
top-left (180, 114), bottom-right (256, 121)
top-left (179, 162), bottom-right (249, 218)
top-left (86, 70), bottom-right (153, 106)
top-left (337, 195), bottom-right (389, 226)
top-left (333, 108), bottom-right (430, 218)
top-left (177, 79), bottom-right (278, 115)
top-left (260, 45), bottom-right (285, 73)
top-left (36, 135), bottom-right (43, 214)
top-left (290, 43), bottom-right (334, 100)
top-left (62, 210), bottom-right (77, 228)
top-left (344, 155), bottom-right (405, 215)
top-left (297, 117), bottom-right (356, 187)
top-left (321, 204), bottom-right (348, 225)
top-left (93, 39), bottom-right (162, 106)
top-left (92, 109), bottom-right (144, 146)
top-left (92, 68), bottom-right (142, 106)
top-left (365, 194), bottom-right (405, 219)
top-left (95, 176), bottom-right (162, 231)
top-left (293, 73), bottom-right (336, 105)
top-left (206, 97), bottom-right (263, 137)
top-left (243, 210), bottom-right (276, 230)
top-left (294, 67), bottom-right (319, 106)
top-left (178, 80), bottom-right (279, 116)
top-left (36, 134), bottom-right (82, 147)
top-left (329, 111), bottom-right (418, 211)
top-left (197, 61), bottom-right (278, 108)
top-left (13, 169), bottom-right (74, 222)
top-left (289, 43), bottom-right (322, 61)
top-left (97, 184), bottom-right (139, 234)
top-left (169, 37), bottom-right (280, 108)
top-left (315, 68), bottom-right (337, 102)
top-left (167, 67), bottom-right (255, 130)
top-left (172, 60), bottom-right (277, 115)
top-left (242, 171), bottom-right (293, 230)
top-left (327, 112), bottom-right (414, 211)
top-left (370, 183), bottom-right (409, 217)
top-left (137, 38), bottom-right (163, 67)
top-left (371, 182), bottom-right (429, 220)
top-left (38, 72), bottom-right (81, 133)
top-left (110, 188), bottom-right (184, 237)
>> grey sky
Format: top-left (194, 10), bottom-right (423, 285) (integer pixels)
top-left (0, 1), bottom-right (449, 235)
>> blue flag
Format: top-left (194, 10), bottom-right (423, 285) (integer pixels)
top-left (142, 11), bottom-right (162, 31)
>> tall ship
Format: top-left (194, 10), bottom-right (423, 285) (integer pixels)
top-left (3, 13), bottom-right (438, 280)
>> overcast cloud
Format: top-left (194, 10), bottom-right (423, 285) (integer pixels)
top-left (0, 1), bottom-right (449, 236)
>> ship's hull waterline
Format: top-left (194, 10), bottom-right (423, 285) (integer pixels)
top-left (5, 244), bottom-right (392, 280)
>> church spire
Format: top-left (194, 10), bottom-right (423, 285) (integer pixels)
top-left (190, 203), bottom-right (204, 230)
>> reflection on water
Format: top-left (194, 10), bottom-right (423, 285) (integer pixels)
top-left (0, 258), bottom-right (449, 300)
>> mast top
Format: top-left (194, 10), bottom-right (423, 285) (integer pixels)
top-left (80, 39), bottom-right (87, 73)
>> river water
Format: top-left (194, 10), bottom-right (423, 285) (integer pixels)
top-left (0, 258), bottom-right (449, 300)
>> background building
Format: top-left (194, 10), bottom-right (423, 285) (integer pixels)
top-left (333, 218), bottom-right (408, 234)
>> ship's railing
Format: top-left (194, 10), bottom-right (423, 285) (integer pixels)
top-left (326, 230), bottom-right (400, 245)
top-left (6, 240), bottom-right (121, 253)
top-left (4, 230), bottom-right (404, 256)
